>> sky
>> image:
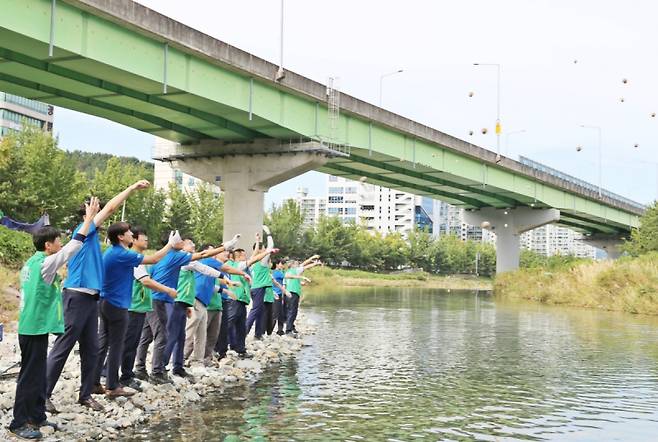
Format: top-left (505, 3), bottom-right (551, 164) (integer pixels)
top-left (53, 0), bottom-right (658, 207)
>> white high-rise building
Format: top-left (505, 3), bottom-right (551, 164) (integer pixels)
top-left (326, 175), bottom-right (432, 236)
top-left (520, 225), bottom-right (596, 258)
top-left (434, 201), bottom-right (495, 243)
top-left (292, 187), bottom-right (326, 228)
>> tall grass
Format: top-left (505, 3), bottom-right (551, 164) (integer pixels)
top-left (494, 252), bottom-right (658, 315)
top-left (305, 267), bottom-right (492, 290)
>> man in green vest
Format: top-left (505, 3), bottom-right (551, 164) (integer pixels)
top-left (9, 197), bottom-right (100, 440)
top-left (225, 245), bottom-right (276, 358)
top-left (246, 226), bottom-right (278, 340)
top-left (284, 255), bottom-right (322, 336)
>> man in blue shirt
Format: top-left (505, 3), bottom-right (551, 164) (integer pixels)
top-left (135, 234), bottom-right (246, 384)
top-left (92, 222), bottom-right (179, 398)
top-left (46, 180), bottom-right (150, 413)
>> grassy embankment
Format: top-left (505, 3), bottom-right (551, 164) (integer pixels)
top-left (0, 265), bottom-right (19, 324)
top-left (305, 266), bottom-right (492, 291)
top-left (494, 253), bottom-right (658, 315)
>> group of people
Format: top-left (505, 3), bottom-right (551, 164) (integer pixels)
top-left (8, 180), bottom-right (321, 440)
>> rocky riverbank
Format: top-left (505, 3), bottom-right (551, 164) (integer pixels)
top-left (0, 317), bottom-right (314, 441)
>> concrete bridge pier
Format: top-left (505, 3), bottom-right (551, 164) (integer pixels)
top-left (581, 235), bottom-right (625, 259)
top-left (155, 139), bottom-right (336, 250)
top-left (464, 207), bottom-right (561, 273)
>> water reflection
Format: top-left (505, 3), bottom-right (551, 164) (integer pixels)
top-left (129, 288), bottom-right (658, 441)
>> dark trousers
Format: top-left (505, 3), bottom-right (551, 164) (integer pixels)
top-left (10, 334), bottom-right (48, 430)
top-left (215, 299), bottom-right (231, 355)
top-left (94, 300), bottom-right (128, 390)
top-left (120, 311), bottom-right (146, 382)
top-left (246, 287), bottom-right (266, 338)
top-left (163, 302), bottom-right (188, 370)
top-left (275, 296), bottom-right (286, 334)
top-left (264, 301), bottom-right (274, 335)
top-left (46, 289), bottom-right (99, 401)
top-left (136, 300), bottom-right (169, 374)
top-left (227, 300), bottom-right (247, 353)
top-left (286, 292), bottom-right (300, 333)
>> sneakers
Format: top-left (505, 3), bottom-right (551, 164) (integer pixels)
top-left (149, 372), bottom-right (173, 385)
top-left (238, 352), bottom-right (253, 359)
top-left (9, 424), bottom-right (42, 440)
top-left (276, 330), bottom-right (285, 336)
top-left (44, 398), bottom-right (58, 414)
top-left (34, 420), bottom-right (58, 431)
top-left (91, 384), bottom-right (106, 395)
top-left (133, 368), bottom-right (149, 382)
top-left (120, 378), bottom-right (143, 392)
top-left (78, 397), bottom-right (104, 412)
top-left (172, 367), bottom-right (193, 380)
top-left (106, 387), bottom-right (136, 399)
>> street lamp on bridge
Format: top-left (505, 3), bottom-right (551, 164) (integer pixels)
top-left (379, 69), bottom-right (404, 108)
top-left (473, 62), bottom-right (502, 162)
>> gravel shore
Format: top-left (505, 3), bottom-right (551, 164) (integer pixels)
top-left (0, 316), bottom-right (313, 441)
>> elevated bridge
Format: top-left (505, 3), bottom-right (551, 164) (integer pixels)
top-left (0, 0), bottom-right (644, 271)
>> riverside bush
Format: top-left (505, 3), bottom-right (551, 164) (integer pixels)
top-left (0, 226), bottom-right (34, 269)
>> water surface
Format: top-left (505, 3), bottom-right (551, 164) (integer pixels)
top-left (130, 288), bottom-right (658, 441)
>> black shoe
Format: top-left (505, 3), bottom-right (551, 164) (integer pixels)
top-left (133, 368), bottom-right (149, 382)
top-left (9, 424), bottom-right (42, 440)
top-left (238, 352), bottom-right (253, 359)
top-left (44, 398), bottom-right (58, 414)
top-left (78, 397), bottom-right (104, 412)
top-left (276, 330), bottom-right (285, 336)
top-left (172, 368), bottom-right (194, 382)
top-left (149, 372), bottom-right (173, 385)
top-left (120, 378), bottom-right (143, 392)
top-left (35, 420), bottom-right (58, 431)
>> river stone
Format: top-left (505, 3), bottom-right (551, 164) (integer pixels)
top-left (224, 375), bottom-right (237, 383)
top-left (40, 426), bottom-right (55, 435)
top-left (184, 390), bottom-right (201, 402)
top-left (115, 396), bottom-right (128, 405)
top-left (236, 359), bottom-right (261, 371)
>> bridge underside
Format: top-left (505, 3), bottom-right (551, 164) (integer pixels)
top-left (0, 0), bottom-right (641, 238)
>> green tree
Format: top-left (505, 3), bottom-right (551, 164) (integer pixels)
top-left (407, 228), bottom-right (435, 271)
top-left (188, 184), bottom-right (224, 245)
top-left (164, 183), bottom-right (192, 238)
top-left (0, 127), bottom-right (86, 226)
top-left (265, 200), bottom-right (306, 258)
top-left (624, 201), bottom-right (658, 256)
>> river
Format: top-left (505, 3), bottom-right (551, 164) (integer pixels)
top-left (129, 288), bottom-right (658, 441)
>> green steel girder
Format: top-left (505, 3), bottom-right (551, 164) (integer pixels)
top-left (559, 212), bottom-right (622, 235)
top-left (0, 46), bottom-right (264, 140)
top-left (346, 153), bottom-right (522, 207)
top-left (325, 163), bottom-right (486, 208)
top-left (0, 0), bottom-right (642, 233)
top-left (0, 71), bottom-right (206, 140)
top-left (557, 218), bottom-right (616, 235)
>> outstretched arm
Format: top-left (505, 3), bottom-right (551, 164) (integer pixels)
top-left (190, 234), bottom-right (241, 261)
top-left (302, 255), bottom-right (320, 267)
top-left (94, 180), bottom-right (150, 227)
top-left (142, 231), bottom-right (181, 265)
top-left (247, 247), bottom-right (277, 267)
top-left (42, 197), bottom-right (100, 284)
top-left (142, 276), bottom-right (177, 299)
top-left (260, 226), bottom-right (274, 266)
